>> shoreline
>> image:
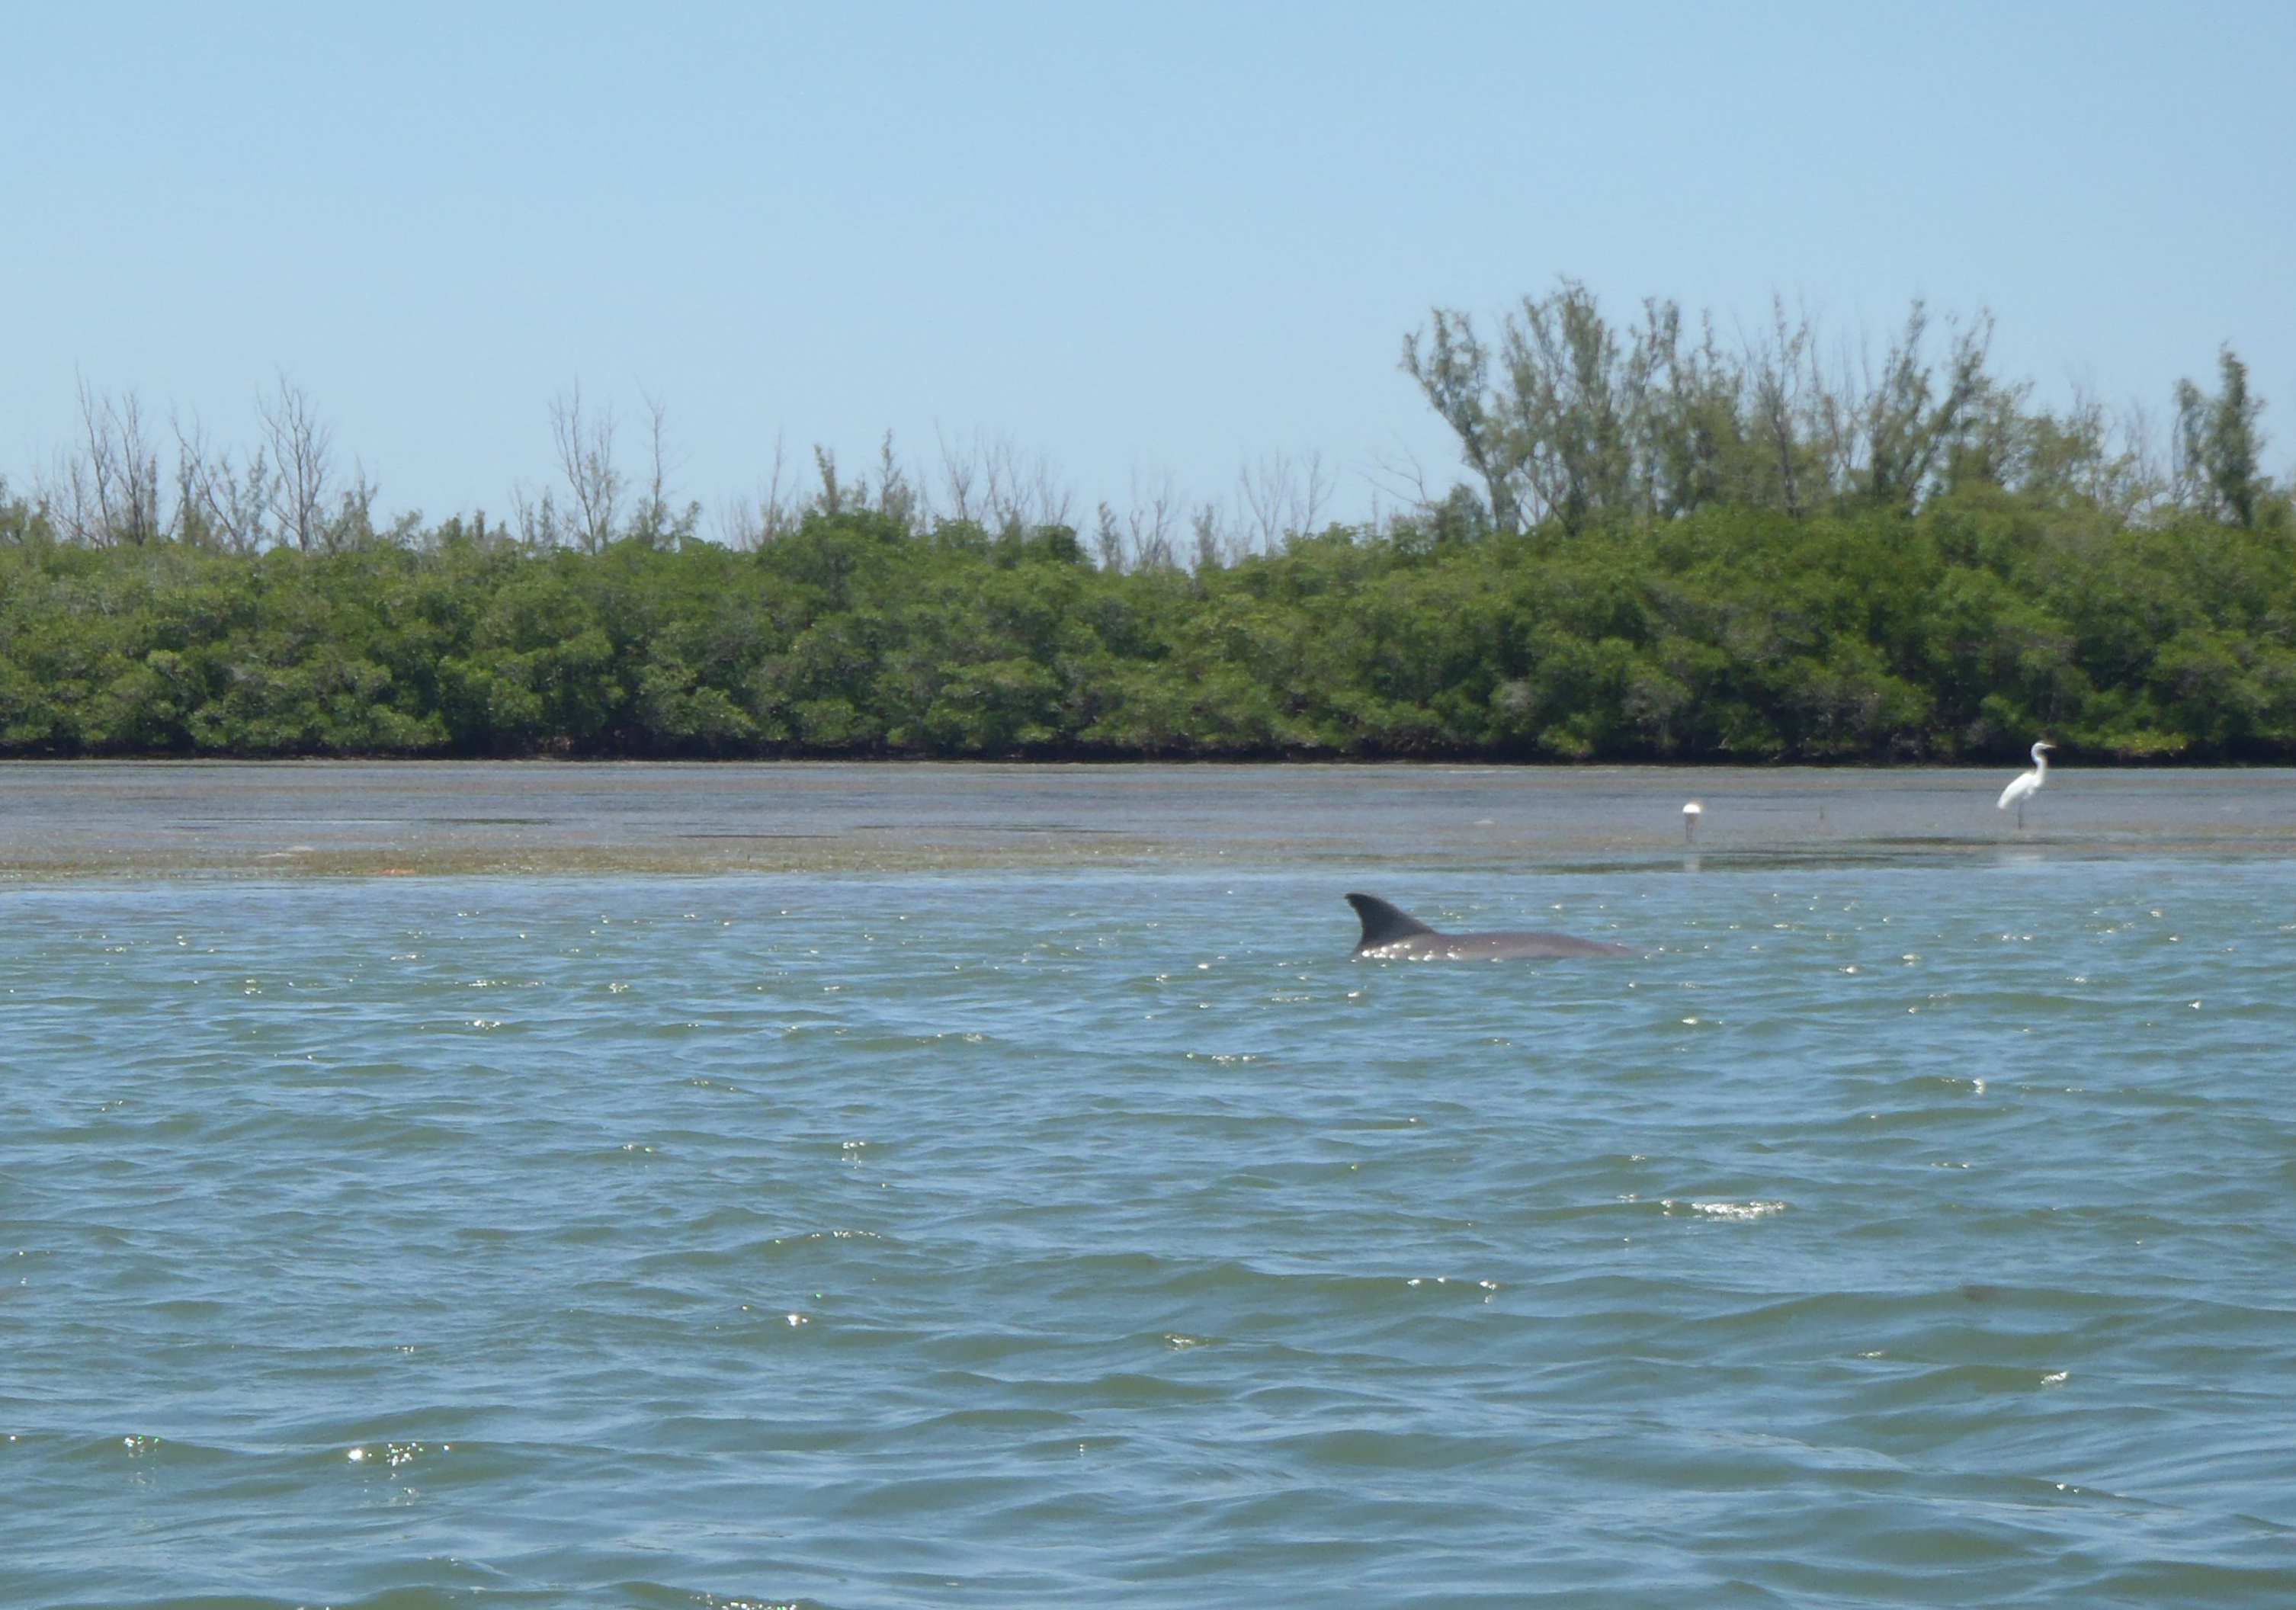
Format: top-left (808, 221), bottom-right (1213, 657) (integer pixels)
top-left (6, 752), bottom-right (2296, 770)
top-left (5, 762), bottom-right (2294, 880)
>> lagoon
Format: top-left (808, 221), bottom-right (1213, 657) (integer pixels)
top-left (3, 765), bottom-right (2293, 1605)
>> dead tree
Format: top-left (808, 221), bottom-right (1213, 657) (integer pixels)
top-left (258, 374), bottom-right (338, 550)
top-left (549, 383), bottom-right (624, 550)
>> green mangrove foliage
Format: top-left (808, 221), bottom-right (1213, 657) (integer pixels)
top-left (2, 481), bottom-right (2293, 762)
top-left (2, 287), bottom-right (2288, 762)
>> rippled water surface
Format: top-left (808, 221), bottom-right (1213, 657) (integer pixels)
top-left (5, 765), bottom-right (2294, 1607)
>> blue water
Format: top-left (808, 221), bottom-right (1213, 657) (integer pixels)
top-left (6, 823), bottom-right (2296, 1603)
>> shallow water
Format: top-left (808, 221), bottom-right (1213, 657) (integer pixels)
top-left (8, 758), bottom-right (2296, 876)
top-left (4, 766), bottom-right (2294, 1606)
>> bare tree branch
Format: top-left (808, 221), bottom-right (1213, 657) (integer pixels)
top-left (258, 374), bottom-right (337, 550)
top-left (548, 383), bottom-right (624, 550)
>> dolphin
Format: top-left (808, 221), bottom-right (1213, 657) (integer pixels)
top-left (1345, 892), bottom-right (1637, 961)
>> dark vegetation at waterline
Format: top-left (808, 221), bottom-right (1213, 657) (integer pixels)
top-left (3, 286), bottom-right (2289, 763)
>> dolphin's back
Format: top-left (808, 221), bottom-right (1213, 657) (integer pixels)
top-left (1464, 931), bottom-right (1637, 959)
top-left (1345, 891), bottom-right (1637, 961)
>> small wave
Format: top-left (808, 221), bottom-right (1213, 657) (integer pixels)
top-left (1684, 1199), bottom-right (1788, 1220)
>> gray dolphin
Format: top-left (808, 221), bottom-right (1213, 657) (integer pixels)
top-left (1345, 892), bottom-right (1637, 961)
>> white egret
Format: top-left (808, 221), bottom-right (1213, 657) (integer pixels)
top-left (1996, 741), bottom-right (2054, 828)
top-left (1682, 801), bottom-right (1703, 844)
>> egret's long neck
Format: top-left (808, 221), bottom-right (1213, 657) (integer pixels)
top-left (2031, 745), bottom-right (2049, 781)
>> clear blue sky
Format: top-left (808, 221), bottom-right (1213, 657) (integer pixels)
top-left (6, 2), bottom-right (2292, 530)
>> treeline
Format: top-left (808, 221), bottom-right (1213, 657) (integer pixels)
top-left (4, 488), bottom-right (2294, 762)
top-left (1, 284), bottom-right (2288, 763)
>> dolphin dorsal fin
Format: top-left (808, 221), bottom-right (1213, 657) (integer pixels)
top-left (1346, 893), bottom-right (1437, 949)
